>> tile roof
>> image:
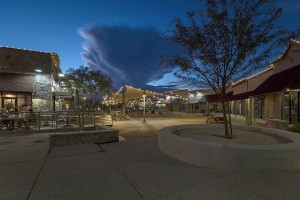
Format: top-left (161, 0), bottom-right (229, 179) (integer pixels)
top-left (0, 47), bottom-right (53, 74)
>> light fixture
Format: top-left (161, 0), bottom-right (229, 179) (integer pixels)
top-left (35, 69), bottom-right (42, 72)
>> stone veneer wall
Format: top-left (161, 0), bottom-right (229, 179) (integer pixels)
top-left (32, 99), bottom-right (50, 111)
top-left (49, 126), bottom-right (119, 146)
top-left (32, 74), bottom-right (52, 111)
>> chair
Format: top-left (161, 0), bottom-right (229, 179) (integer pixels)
top-left (25, 112), bottom-right (37, 129)
top-left (26, 119), bottom-right (37, 129)
top-left (54, 112), bottom-right (65, 127)
top-left (0, 115), bottom-right (14, 130)
top-left (0, 118), bottom-right (4, 130)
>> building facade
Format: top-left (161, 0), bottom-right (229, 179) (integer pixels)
top-left (0, 47), bottom-right (62, 111)
top-left (229, 40), bottom-right (300, 124)
top-left (167, 40), bottom-right (300, 125)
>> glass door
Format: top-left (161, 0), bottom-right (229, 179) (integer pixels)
top-left (283, 91), bottom-right (300, 124)
top-left (290, 91), bottom-right (299, 124)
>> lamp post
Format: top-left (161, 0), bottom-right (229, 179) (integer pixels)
top-left (188, 93), bottom-right (190, 114)
top-left (143, 92), bottom-right (146, 123)
top-left (80, 96), bottom-right (86, 131)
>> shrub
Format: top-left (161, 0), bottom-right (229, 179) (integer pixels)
top-left (287, 124), bottom-right (300, 133)
top-left (204, 111), bottom-right (214, 117)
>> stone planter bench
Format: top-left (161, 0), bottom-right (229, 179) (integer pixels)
top-left (158, 124), bottom-right (300, 170)
top-left (49, 125), bottom-right (118, 146)
top-left (95, 115), bottom-right (113, 126)
top-left (255, 119), bottom-right (289, 130)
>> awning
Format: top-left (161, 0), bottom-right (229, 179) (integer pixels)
top-left (250, 64), bottom-right (300, 96)
top-left (201, 91), bottom-right (233, 103)
top-left (0, 73), bottom-right (35, 92)
top-left (231, 92), bottom-right (251, 101)
top-left (200, 94), bottom-right (219, 103)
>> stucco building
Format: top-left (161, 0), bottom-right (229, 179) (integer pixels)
top-left (229, 40), bottom-right (300, 124)
top-left (167, 40), bottom-right (300, 125)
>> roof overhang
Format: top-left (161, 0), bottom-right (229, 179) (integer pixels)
top-left (0, 73), bottom-right (35, 92)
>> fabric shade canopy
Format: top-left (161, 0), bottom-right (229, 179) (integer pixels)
top-left (108, 85), bottom-right (165, 103)
top-left (187, 93), bottom-right (205, 103)
top-left (188, 98), bottom-right (201, 104)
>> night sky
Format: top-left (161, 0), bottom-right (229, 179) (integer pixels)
top-left (1, 0), bottom-right (300, 90)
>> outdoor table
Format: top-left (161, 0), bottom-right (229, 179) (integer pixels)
top-left (1, 117), bottom-right (25, 130)
top-left (1, 118), bottom-right (13, 130)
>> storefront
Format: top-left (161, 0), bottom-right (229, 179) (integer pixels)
top-left (0, 92), bottom-right (32, 112)
top-left (0, 47), bottom-right (62, 112)
top-left (0, 73), bottom-right (36, 112)
top-left (254, 96), bottom-right (265, 119)
top-left (284, 91), bottom-right (300, 124)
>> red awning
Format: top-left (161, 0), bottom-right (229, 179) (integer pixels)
top-left (0, 73), bottom-right (35, 92)
top-left (250, 64), bottom-right (300, 96)
top-left (201, 91), bottom-right (233, 103)
top-left (230, 92), bottom-right (251, 101)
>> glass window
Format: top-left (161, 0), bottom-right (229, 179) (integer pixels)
top-left (255, 97), bottom-right (265, 119)
top-left (291, 91), bottom-right (299, 124)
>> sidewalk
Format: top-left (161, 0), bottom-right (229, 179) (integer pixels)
top-left (1, 117), bottom-right (300, 200)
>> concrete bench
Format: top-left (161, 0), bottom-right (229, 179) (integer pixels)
top-left (159, 124), bottom-right (300, 170)
top-left (266, 119), bottom-right (289, 130)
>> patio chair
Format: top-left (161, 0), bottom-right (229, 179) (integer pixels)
top-left (0, 114), bottom-right (14, 130)
top-left (25, 110), bottom-right (37, 129)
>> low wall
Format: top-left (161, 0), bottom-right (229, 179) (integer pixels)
top-left (158, 124), bottom-right (300, 170)
top-left (95, 115), bottom-right (113, 126)
top-left (49, 125), bottom-right (119, 146)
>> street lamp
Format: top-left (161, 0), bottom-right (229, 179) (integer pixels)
top-left (142, 92), bottom-right (146, 123)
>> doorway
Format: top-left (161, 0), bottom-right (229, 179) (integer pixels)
top-left (284, 91), bottom-right (300, 124)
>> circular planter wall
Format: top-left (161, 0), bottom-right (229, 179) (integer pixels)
top-left (158, 124), bottom-right (300, 170)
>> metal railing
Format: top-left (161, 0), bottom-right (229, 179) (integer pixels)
top-left (0, 110), bottom-right (112, 131)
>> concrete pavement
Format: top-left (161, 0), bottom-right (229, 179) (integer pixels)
top-left (1, 117), bottom-right (300, 200)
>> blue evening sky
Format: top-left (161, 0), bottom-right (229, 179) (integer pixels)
top-left (1, 0), bottom-right (299, 89)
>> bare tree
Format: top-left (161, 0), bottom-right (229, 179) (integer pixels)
top-left (165, 0), bottom-right (298, 138)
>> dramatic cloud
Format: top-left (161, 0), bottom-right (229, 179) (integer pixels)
top-left (79, 25), bottom-right (181, 90)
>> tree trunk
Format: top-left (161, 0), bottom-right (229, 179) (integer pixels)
top-left (221, 85), bottom-right (231, 138)
top-left (226, 100), bottom-right (233, 137)
top-left (221, 98), bottom-right (230, 138)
